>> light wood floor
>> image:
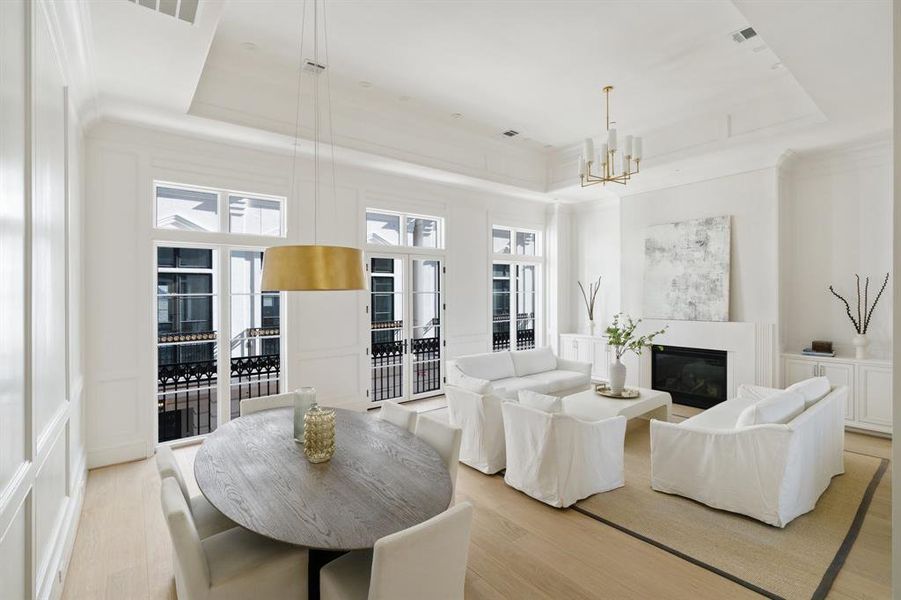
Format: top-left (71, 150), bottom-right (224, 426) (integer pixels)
top-left (62, 403), bottom-right (891, 600)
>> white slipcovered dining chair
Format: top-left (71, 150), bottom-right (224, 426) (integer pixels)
top-left (414, 416), bottom-right (463, 500)
top-left (239, 390), bottom-right (297, 416)
top-left (377, 400), bottom-right (417, 432)
top-left (319, 502), bottom-right (473, 600)
top-left (155, 445), bottom-right (235, 539)
top-left (502, 397), bottom-right (626, 508)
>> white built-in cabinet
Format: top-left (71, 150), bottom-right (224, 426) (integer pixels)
top-left (782, 353), bottom-right (892, 435)
top-left (559, 334), bottom-right (642, 387)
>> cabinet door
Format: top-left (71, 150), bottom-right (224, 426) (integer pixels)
top-left (592, 341), bottom-right (609, 382)
top-left (784, 357), bottom-right (818, 386)
top-left (820, 362), bottom-right (855, 421)
top-left (858, 365), bottom-right (892, 429)
top-left (574, 337), bottom-right (594, 365)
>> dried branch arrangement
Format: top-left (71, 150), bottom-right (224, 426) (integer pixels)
top-left (578, 275), bottom-right (602, 321)
top-left (828, 273), bottom-right (889, 334)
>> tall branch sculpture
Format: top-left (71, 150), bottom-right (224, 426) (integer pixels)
top-left (578, 275), bottom-right (602, 322)
top-left (828, 273), bottom-right (889, 334)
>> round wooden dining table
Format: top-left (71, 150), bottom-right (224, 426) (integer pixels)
top-left (194, 406), bottom-right (452, 599)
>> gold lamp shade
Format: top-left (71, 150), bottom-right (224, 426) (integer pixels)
top-left (261, 245), bottom-right (366, 291)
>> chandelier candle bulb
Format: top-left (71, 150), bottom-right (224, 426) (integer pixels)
top-left (600, 143), bottom-right (608, 165)
top-left (607, 128), bottom-right (617, 151)
top-left (579, 157), bottom-right (586, 177)
top-left (623, 135), bottom-right (633, 158)
top-left (633, 137), bottom-right (642, 160)
top-left (583, 138), bottom-right (595, 163)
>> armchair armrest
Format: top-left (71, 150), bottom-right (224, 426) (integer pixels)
top-left (556, 357), bottom-right (592, 377)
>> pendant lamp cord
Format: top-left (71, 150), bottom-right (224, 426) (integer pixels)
top-left (289, 0), bottom-right (308, 241)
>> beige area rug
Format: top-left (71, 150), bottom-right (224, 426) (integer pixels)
top-left (573, 420), bottom-right (887, 600)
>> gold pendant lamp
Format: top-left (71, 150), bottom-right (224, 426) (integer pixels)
top-left (261, 0), bottom-right (365, 292)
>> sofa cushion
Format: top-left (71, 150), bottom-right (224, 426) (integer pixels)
top-left (456, 352), bottom-right (515, 381)
top-left (786, 376), bottom-right (831, 409)
top-left (735, 390), bottom-right (805, 427)
top-left (456, 373), bottom-right (492, 395)
top-left (511, 347), bottom-right (558, 377)
top-left (517, 390), bottom-right (562, 413)
top-left (523, 370), bottom-right (589, 395)
top-left (492, 377), bottom-right (542, 400)
top-left (681, 396), bottom-right (757, 430)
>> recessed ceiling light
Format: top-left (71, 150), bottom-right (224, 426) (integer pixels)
top-left (451, 113), bottom-right (463, 119)
top-left (241, 41), bottom-right (258, 51)
top-left (399, 95), bottom-right (411, 102)
top-left (544, 144), bottom-right (553, 148)
top-left (359, 81), bottom-right (373, 88)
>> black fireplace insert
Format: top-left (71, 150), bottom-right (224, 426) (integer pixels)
top-left (651, 345), bottom-right (727, 409)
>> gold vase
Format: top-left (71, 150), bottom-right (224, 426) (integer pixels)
top-left (303, 404), bottom-right (336, 463)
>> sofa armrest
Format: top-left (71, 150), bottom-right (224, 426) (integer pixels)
top-left (556, 357), bottom-right (592, 377)
top-left (737, 383), bottom-right (782, 401)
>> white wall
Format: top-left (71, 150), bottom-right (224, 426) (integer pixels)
top-left (0, 2), bottom-right (87, 599)
top-left (619, 168), bottom-right (780, 325)
top-left (83, 120), bottom-right (551, 468)
top-left (781, 137), bottom-right (893, 358)
top-left (568, 200), bottom-right (622, 334)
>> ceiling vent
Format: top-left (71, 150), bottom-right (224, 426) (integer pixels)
top-left (302, 60), bottom-right (327, 74)
top-left (502, 130), bottom-right (519, 137)
top-left (126, 0), bottom-right (199, 24)
top-left (731, 27), bottom-right (758, 44)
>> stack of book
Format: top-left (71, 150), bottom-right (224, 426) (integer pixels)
top-left (802, 347), bottom-right (835, 357)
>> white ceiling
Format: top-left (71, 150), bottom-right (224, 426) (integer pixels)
top-left (78, 0), bottom-right (892, 201)
top-left (204, 0), bottom-right (812, 147)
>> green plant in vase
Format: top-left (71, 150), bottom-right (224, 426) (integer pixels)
top-left (604, 313), bottom-right (667, 394)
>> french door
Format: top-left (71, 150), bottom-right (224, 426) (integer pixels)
top-left (368, 253), bottom-right (444, 404)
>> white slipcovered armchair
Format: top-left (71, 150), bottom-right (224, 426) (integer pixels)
top-left (650, 377), bottom-right (845, 527)
top-left (501, 397), bottom-right (626, 508)
top-left (445, 347), bottom-right (591, 474)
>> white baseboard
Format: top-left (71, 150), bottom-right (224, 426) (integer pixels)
top-left (87, 440), bottom-right (148, 469)
top-left (40, 452), bottom-right (87, 600)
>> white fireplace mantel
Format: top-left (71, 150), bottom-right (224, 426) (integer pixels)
top-left (635, 320), bottom-right (777, 399)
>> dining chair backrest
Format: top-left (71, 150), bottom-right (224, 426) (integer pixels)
top-left (239, 391), bottom-right (296, 417)
top-left (368, 502), bottom-right (473, 600)
top-left (414, 417), bottom-right (462, 498)
top-left (160, 478), bottom-right (210, 600)
top-left (156, 444), bottom-right (190, 506)
top-left (377, 401), bottom-right (417, 432)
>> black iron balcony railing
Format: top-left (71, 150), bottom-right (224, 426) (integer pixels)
top-left (492, 313), bottom-right (535, 352)
top-left (370, 333), bottom-right (442, 402)
top-left (157, 354), bottom-right (280, 442)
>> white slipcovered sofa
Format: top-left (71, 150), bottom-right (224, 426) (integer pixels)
top-left (445, 347), bottom-right (592, 474)
top-left (502, 392), bottom-right (626, 507)
top-left (650, 377), bottom-right (846, 527)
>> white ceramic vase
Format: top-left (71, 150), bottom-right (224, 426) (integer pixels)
top-left (609, 356), bottom-right (627, 395)
top-left (852, 333), bottom-right (869, 360)
top-left (589, 319), bottom-right (596, 336)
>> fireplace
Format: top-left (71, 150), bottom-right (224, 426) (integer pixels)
top-left (652, 345), bottom-right (727, 409)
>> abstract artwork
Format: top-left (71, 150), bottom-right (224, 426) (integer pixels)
top-left (642, 216), bottom-right (731, 322)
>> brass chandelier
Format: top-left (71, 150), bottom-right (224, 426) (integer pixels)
top-left (579, 86), bottom-right (643, 187)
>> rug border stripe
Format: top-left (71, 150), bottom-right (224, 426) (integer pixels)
top-left (571, 454), bottom-right (888, 600)
top-left (811, 457), bottom-right (889, 599)
top-left (569, 504), bottom-right (784, 600)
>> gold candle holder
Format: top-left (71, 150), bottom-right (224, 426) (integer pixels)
top-left (303, 404), bottom-right (336, 463)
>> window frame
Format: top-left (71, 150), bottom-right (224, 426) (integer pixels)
top-left (153, 180), bottom-right (287, 239)
top-left (490, 223), bottom-right (544, 352)
top-left (365, 208), bottom-right (445, 252)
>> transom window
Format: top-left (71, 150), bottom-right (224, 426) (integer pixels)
top-left (492, 226), bottom-right (540, 257)
top-left (155, 181), bottom-right (285, 237)
top-left (366, 209), bottom-right (444, 249)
